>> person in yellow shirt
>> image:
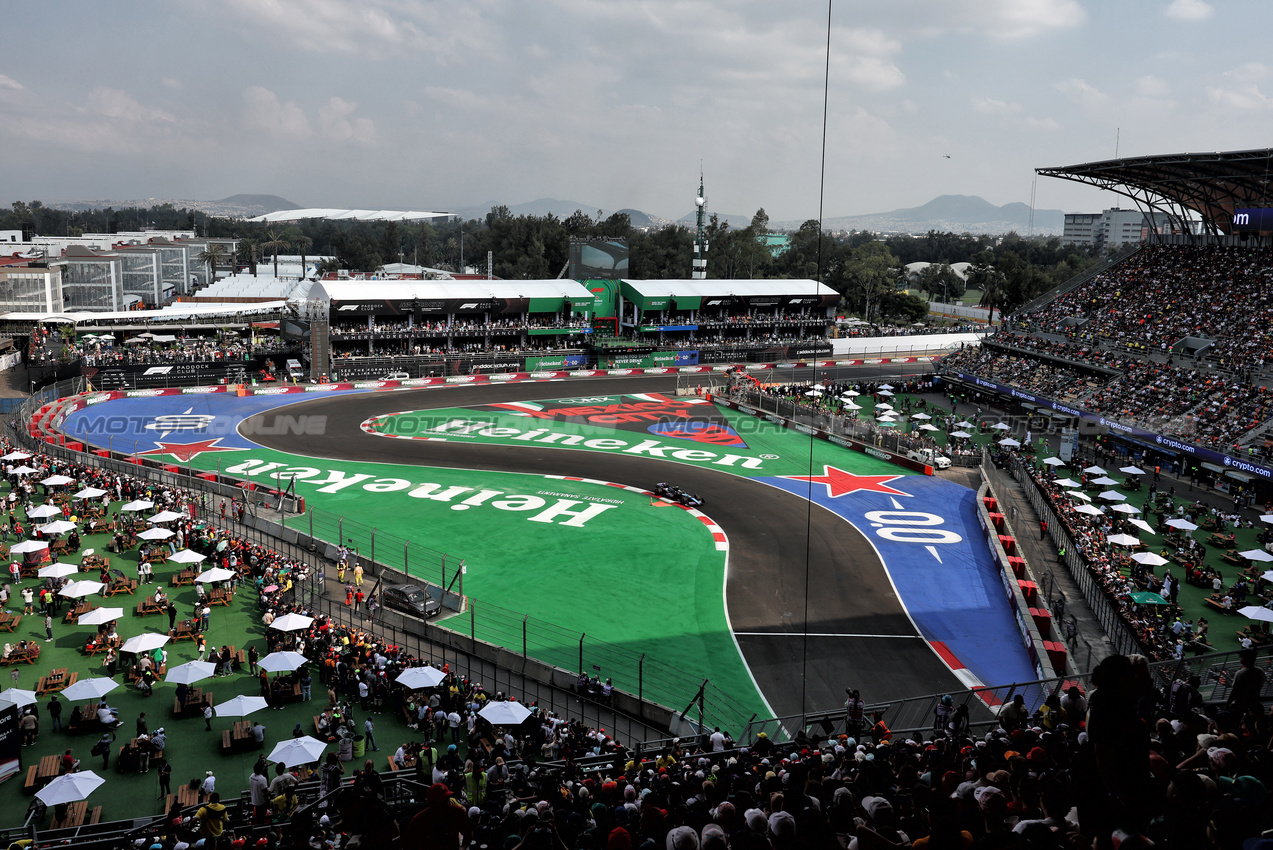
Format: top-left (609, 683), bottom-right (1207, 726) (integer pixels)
top-left (353, 564), bottom-right (364, 587)
top-left (272, 786), bottom-right (299, 818)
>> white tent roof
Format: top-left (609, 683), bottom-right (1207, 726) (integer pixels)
top-left (247, 209), bottom-right (453, 223)
top-left (0, 301), bottom-right (288, 323)
top-left (311, 279), bottom-right (593, 301)
top-left (618, 279), bottom-right (837, 298)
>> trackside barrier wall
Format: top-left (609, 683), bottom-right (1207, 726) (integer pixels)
top-left (975, 476), bottom-right (1059, 681)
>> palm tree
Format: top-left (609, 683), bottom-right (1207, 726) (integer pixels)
top-left (196, 243), bottom-right (228, 289)
top-left (292, 234), bottom-right (313, 279)
top-left (236, 239), bottom-right (262, 277)
top-left (259, 229), bottom-right (290, 279)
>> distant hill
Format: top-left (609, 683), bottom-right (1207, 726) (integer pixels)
top-left (614, 208), bottom-right (653, 227)
top-left (675, 210), bottom-right (755, 229)
top-left (216, 194), bottom-right (300, 211)
top-left (772, 194), bottom-right (1064, 235)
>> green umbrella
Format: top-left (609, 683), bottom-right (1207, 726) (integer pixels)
top-left (1129, 591), bottom-right (1169, 605)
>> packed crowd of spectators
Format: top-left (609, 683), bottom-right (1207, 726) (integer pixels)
top-left (1015, 245), bottom-right (1273, 372)
top-left (25, 327), bottom-right (293, 367)
top-left (330, 317), bottom-right (592, 338)
top-left (945, 331), bottom-right (1273, 450)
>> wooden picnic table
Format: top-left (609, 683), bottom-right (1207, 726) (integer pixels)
top-left (49, 800), bottom-right (100, 829)
top-left (36, 668), bottom-right (76, 695)
top-left (2, 643), bottom-right (41, 665)
top-left (168, 619), bottom-right (197, 641)
top-left (37, 754), bottom-right (60, 782)
top-left (0, 612), bottom-right (20, 632)
top-left (63, 602), bottom-right (97, 625)
top-left (136, 595), bottom-right (166, 616)
top-left (104, 578), bottom-right (137, 597)
top-left (164, 783), bottom-right (199, 811)
top-left (174, 687), bottom-right (211, 719)
top-left (208, 588), bottom-right (233, 607)
top-left (80, 554), bottom-right (108, 573)
top-left (171, 568), bottom-right (196, 587)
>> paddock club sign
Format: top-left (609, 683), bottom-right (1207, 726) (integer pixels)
top-left (947, 370), bottom-right (1273, 481)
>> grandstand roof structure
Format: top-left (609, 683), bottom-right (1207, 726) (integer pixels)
top-left (1037, 147), bottom-right (1273, 237)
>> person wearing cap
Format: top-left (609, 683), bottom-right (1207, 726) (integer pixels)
top-left (200, 770), bottom-right (216, 800)
top-left (402, 783), bottom-right (473, 849)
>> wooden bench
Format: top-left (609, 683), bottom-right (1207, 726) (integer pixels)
top-left (0, 614), bottom-right (22, 633)
top-left (22, 764), bottom-right (38, 795)
top-left (1205, 597), bottom-right (1235, 614)
top-left (221, 729), bottom-right (233, 754)
top-left (104, 579), bottom-right (137, 597)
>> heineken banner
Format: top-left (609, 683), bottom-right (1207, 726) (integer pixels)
top-left (945, 370), bottom-right (1273, 482)
top-left (525, 354), bottom-right (588, 370)
top-left (598, 351), bottom-right (698, 368)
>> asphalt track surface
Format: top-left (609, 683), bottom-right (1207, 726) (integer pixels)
top-left (250, 366), bottom-right (965, 719)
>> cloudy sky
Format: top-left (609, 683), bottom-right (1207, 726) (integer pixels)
top-left (2, 0), bottom-right (1269, 222)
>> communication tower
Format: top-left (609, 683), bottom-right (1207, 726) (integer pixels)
top-left (692, 173), bottom-right (708, 279)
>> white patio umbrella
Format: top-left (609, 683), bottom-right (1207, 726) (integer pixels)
top-left (919, 423), bottom-right (940, 432)
top-left (10, 466), bottom-right (39, 476)
top-left (62, 678), bottom-right (120, 701)
top-left (0, 451), bottom-right (30, 461)
top-left (998, 438), bottom-right (1021, 447)
top-left (1084, 466), bottom-right (1107, 475)
top-left (841, 402), bottom-right (862, 410)
top-left (1042, 457), bottom-right (1065, 466)
top-left (148, 510), bottom-right (184, 523)
top-left (121, 500), bottom-right (154, 512)
top-left (1129, 518), bottom-right (1156, 535)
top-left (137, 527), bottom-right (174, 540)
top-left (1261, 515), bottom-right (1273, 525)
top-left (1067, 490), bottom-right (1093, 501)
top-left (878, 384), bottom-right (895, 390)
top-left (1110, 503), bottom-right (1140, 514)
top-left (37, 520), bottom-right (77, 536)
top-left (1053, 478), bottom-right (1081, 488)
top-left (842, 390), bottom-right (860, 398)
top-left (955, 421), bottom-right (975, 428)
top-left (1131, 552), bottom-right (1169, 567)
top-left (10, 540), bottom-right (49, 554)
top-left (38, 563), bottom-right (79, 579)
top-left (168, 549), bottom-right (206, 564)
top-left (0, 687), bottom-right (39, 709)
top-left (1240, 549), bottom-right (1273, 563)
top-left (950, 430), bottom-right (972, 439)
top-left (912, 413), bottom-right (932, 420)
top-left (1263, 570), bottom-right (1273, 583)
top-left (394, 666), bottom-right (447, 690)
top-left (27, 505), bottom-right (62, 519)
top-left (1107, 533), bottom-right (1141, 547)
top-left (36, 770), bottom-right (105, 806)
top-left (876, 403), bottom-right (894, 410)
top-left (1120, 466), bottom-right (1147, 475)
top-left (257, 651), bottom-right (309, 673)
top-left (1092, 476), bottom-right (1120, 486)
top-left (1074, 504), bottom-right (1104, 516)
top-left (165, 660), bottom-right (217, 685)
top-left (992, 423), bottom-right (1012, 431)
top-left (195, 567), bottom-right (236, 583)
top-left (120, 634), bottom-right (169, 655)
top-left (803, 390), bottom-right (822, 397)
top-left (1098, 490), bottom-right (1126, 501)
top-left (1238, 606), bottom-right (1273, 623)
top-left (877, 389), bottom-right (894, 396)
top-left (59, 579), bottom-right (104, 598)
top-left (40, 475), bottom-right (75, 487)
top-left (267, 736), bottom-right (328, 766)
top-left (478, 700), bottom-right (533, 726)
top-left (73, 487), bottom-right (108, 500)
top-left (1167, 519), bottom-right (1198, 532)
top-left (215, 695), bottom-right (269, 718)
top-left (270, 613), bottom-right (314, 633)
top-left (77, 607), bottom-right (124, 626)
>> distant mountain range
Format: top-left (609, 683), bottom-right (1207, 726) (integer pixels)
top-left (42, 193), bottom-right (1065, 235)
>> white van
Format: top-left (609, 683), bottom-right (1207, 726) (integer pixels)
top-left (906, 448), bottom-right (952, 470)
top-left (285, 359), bottom-right (304, 381)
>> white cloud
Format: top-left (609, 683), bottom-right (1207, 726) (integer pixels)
top-left (1134, 76), bottom-right (1169, 97)
top-left (971, 96), bottom-right (1023, 115)
top-left (318, 97), bottom-right (376, 145)
top-left (1056, 78), bottom-right (1108, 108)
top-left (1021, 116), bottom-right (1061, 132)
top-left (942, 0), bottom-right (1086, 40)
top-left (241, 86), bottom-right (313, 140)
top-left (0, 74), bottom-right (23, 91)
top-left (1206, 83), bottom-right (1273, 111)
top-left (1165, 0), bottom-right (1214, 22)
top-left (87, 88), bottom-right (177, 125)
top-left (162, 78), bottom-right (182, 90)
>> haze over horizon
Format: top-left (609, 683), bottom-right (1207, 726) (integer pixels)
top-left (2, 0), bottom-right (1268, 222)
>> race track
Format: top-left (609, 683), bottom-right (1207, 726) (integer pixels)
top-left (247, 372), bottom-right (967, 717)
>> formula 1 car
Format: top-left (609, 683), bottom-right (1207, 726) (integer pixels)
top-left (653, 482), bottom-right (704, 508)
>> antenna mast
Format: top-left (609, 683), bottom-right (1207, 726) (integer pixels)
top-left (692, 169), bottom-right (708, 279)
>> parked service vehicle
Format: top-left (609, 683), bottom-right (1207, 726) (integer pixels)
top-left (381, 584), bottom-right (442, 618)
top-left (381, 372), bottom-right (410, 380)
top-left (906, 448), bottom-right (952, 470)
top-left (285, 359), bottom-right (304, 381)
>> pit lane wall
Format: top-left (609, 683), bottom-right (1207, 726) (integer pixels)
top-left (941, 369), bottom-right (1273, 485)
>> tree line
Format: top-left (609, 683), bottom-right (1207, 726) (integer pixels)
top-left (2, 201), bottom-right (1110, 324)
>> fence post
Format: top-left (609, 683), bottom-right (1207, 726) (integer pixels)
top-left (578, 634), bottom-right (585, 677)
top-left (404, 541), bottom-right (409, 576)
top-left (338, 517), bottom-right (343, 546)
top-left (471, 603), bottom-right (476, 655)
top-left (522, 616), bottom-right (528, 663)
top-left (638, 653), bottom-right (645, 718)
top-left (370, 529), bottom-right (375, 568)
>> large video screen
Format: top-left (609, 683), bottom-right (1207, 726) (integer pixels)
top-left (1232, 209), bottom-right (1273, 232)
top-left (570, 239), bottom-right (628, 280)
